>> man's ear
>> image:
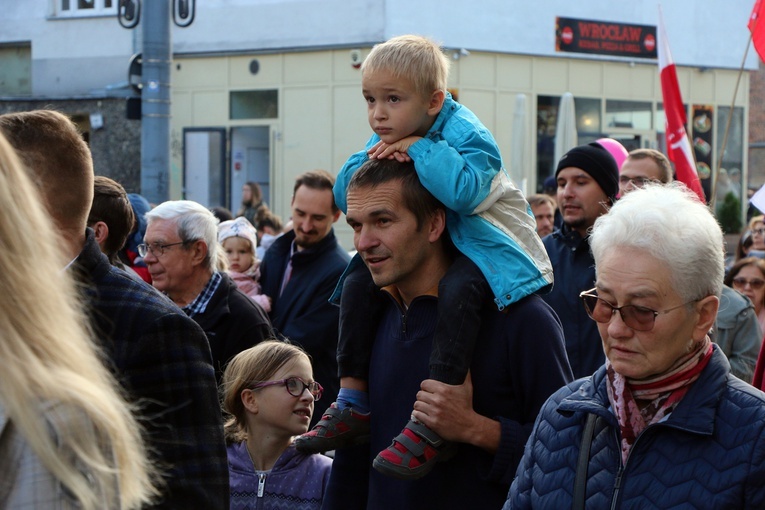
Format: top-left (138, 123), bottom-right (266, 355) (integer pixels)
top-left (427, 208), bottom-right (447, 243)
top-left (427, 90), bottom-right (446, 116)
top-left (92, 221), bottom-right (110, 251)
top-left (332, 208), bottom-right (341, 223)
top-left (189, 239), bottom-right (209, 267)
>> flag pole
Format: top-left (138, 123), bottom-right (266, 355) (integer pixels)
top-left (710, 32), bottom-right (752, 210)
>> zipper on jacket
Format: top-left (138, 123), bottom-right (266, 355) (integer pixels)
top-left (257, 472), bottom-right (266, 498)
top-left (609, 466), bottom-right (623, 510)
top-left (608, 421), bottom-right (664, 509)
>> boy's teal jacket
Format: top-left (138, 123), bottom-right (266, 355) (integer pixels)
top-left (333, 93), bottom-right (553, 309)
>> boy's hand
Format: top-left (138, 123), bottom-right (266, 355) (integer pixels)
top-left (367, 136), bottom-right (422, 162)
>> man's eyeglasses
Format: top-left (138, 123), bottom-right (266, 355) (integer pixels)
top-left (251, 377), bottom-right (323, 401)
top-left (618, 175), bottom-right (656, 187)
top-left (732, 277), bottom-right (765, 290)
top-left (579, 288), bottom-right (697, 332)
top-left (137, 241), bottom-right (188, 258)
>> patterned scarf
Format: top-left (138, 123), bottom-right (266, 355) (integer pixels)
top-left (606, 336), bottom-right (713, 464)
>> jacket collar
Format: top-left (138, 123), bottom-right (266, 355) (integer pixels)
top-left (72, 228), bottom-right (112, 282)
top-left (558, 345), bottom-right (730, 435)
top-left (425, 92), bottom-right (457, 140)
top-left (551, 222), bottom-right (590, 250)
top-left (281, 229), bottom-right (341, 267)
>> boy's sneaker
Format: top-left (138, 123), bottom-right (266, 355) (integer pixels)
top-left (295, 403), bottom-right (371, 454)
top-left (372, 418), bottom-right (456, 480)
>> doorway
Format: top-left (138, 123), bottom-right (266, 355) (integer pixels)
top-left (230, 126), bottom-right (271, 214)
top-left (183, 127), bottom-right (226, 207)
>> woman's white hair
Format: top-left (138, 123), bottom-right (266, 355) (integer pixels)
top-left (589, 183), bottom-right (723, 301)
top-left (145, 200), bottom-right (220, 271)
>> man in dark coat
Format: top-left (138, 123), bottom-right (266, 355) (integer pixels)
top-left (0, 110), bottom-right (229, 509)
top-left (144, 200), bottom-right (273, 383)
top-left (542, 142), bottom-right (619, 378)
top-left (321, 158), bottom-right (572, 510)
top-left (260, 170), bottom-right (351, 424)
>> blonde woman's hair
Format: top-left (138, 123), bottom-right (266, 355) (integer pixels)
top-left (221, 340), bottom-right (309, 444)
top-left (362, 34), bottom-right (451, 98)
top-left (0, 133), bottom-right (157, 509)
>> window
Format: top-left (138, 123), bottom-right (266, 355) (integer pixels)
top-left (605, 100), bottom-right (652, 131)
top-left (0, 43), bottom-right (31, 96)
top-left (56, 0), bottom-right (116, 17)
top-left (230, 90), bottom-right (279, 120)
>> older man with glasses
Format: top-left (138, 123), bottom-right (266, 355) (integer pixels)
top-left (144, 200), bottom-right (273, 383)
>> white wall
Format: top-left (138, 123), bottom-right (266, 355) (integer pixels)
top-left (171, 0), bottom-right (757, 71)
top-left (2, 0), bottom-right (757, 97)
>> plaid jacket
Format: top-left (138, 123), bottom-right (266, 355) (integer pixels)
top-left (73, 230), bottom-right (228, 509)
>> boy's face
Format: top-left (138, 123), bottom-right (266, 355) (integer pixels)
top-left (362, 69), bottom-right (439, 144)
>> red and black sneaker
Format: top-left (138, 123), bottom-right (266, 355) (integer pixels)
top-left (294, 403), bottom-right (371, 454)
top-left (372, 418), bottom-right (457, 479)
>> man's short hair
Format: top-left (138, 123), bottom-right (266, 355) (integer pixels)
top-left (0, 110), bottom-right (94, 231)
top-left (626, 149), bottom-right (673, 184)
top-left (348, 158), bottom-right (444, 231)
top-left (88, 176), bottom-right (136, 259)
top-left (527, 193), bottom-right (557, 210)
top-left (257, 211), bottom-right (283, 233)
top-left (145, 200), bottom-right (220, 272)
top-left (293, 170), bottom-right (339, 213)
top-left (362, 35), bottom-right (450, 98)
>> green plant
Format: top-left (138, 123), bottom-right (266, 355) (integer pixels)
top-left (717, 191), bottom-right (742, 234)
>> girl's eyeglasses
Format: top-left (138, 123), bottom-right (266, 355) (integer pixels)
top-left (250, 377), bottom-right (323, 401)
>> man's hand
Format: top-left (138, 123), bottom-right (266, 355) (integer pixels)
top-left (411, 372), bottom-right (501, 453)
top-left (367, 136), bottom-right (421, 162)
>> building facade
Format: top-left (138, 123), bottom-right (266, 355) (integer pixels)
top-left (0, 0), bottom-right (756, 247)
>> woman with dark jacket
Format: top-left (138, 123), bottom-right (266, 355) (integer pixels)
top-left (505, 184), bottom-right (765, 509)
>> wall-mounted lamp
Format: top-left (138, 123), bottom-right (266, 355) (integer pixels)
top-left (452, 48), bottom-right (470, 60)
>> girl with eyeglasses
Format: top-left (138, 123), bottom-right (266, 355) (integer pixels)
top-left (221, 340), bottom-right (331, 509)
top-left (725, 256), bottom-right (765, 333)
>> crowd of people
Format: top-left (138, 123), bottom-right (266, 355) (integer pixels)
top-left (2, 33), bottom-right (765, 510)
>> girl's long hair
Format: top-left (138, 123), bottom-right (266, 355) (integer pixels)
top-left (0, 133), bottom-right (157, 509)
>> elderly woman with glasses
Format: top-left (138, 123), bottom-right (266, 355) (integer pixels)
top-left (221, 340), bottom-right (332, 509)
top-left (504, 184), bottom-right (765, 509)
top-left (726, 257), bottom-right (765, 333)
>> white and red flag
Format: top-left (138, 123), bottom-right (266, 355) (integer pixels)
top-left (658, 9), bottom-right (705, 202)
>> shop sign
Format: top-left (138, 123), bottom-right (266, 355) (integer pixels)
top-left (556, 17), bottom-right (658, 59)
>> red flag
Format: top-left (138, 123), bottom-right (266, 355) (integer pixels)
top-left (750, 0), bottom-right (765, 61)
top-left (658, 10), bottom-right (705, 202)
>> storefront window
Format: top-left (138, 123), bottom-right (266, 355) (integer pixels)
top-left (536, 95), bottom-right (603, 191)
top-left (715, 106), bottom-right (744, 227)
top-left (605, 100), bottom-right (652, 131)
top-left (575, 97), bottom-right (601, 137)
top-left (536, 95), bottom-right (559, 190)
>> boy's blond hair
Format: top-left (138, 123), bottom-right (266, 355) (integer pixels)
top-left (362, 35), bottom-right (450, 98)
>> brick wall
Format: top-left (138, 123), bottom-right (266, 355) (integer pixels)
top-left (0, 98), bottom-right (142, 192)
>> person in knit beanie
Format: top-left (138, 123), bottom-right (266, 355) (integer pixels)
top-left (553, 142), bottom-right (619, 238)
top-left (541, 142), bottom-right (620, 379)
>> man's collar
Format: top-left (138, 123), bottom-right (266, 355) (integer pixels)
top-left (182, 271), bottom-right (223, 317)
top-left (382, 283), bottom-right (439, 308)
